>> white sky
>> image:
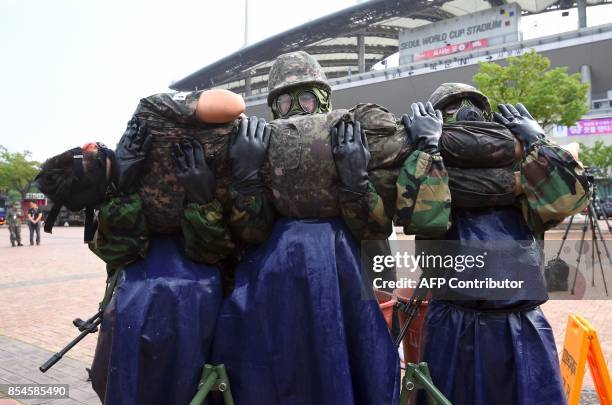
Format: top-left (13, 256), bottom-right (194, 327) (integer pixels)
top-left (0, 0), bottom-right (611, 162)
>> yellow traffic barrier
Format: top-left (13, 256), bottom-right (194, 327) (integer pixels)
top-left (560, 314), bottom-right (612, 405)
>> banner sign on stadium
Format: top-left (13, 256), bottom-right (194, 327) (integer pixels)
top-left (414, 39), bottom-right (489, 61)
top-left (399, 4), bottom-right (521, 65)
top-left (568, 117), bottom-right (612, 136)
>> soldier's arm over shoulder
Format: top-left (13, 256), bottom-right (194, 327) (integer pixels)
top-left (182, 199), bottom-right (236, 264)
top-left (520, 138), bottom-right (591, 235)
top-left (228, 186), bottom-right (276, 245)
top-left (394, 150), bottom-right (452, 238)
top-left (339, 182), bottom-right (393, 240)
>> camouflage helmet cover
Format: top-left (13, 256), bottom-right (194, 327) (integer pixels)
top-left (428, 83), bottom-right (491, 114)
top-left (267, 51), bottom-right (331, 106)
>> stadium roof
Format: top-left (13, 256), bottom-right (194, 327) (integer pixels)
top-left (170, 0), bottom-right (606, 95)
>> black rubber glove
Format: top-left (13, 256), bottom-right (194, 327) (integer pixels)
top-left (229, 116), bottom-right (271, 194)
top-left (115, 117), bottom-right (152, 193)
top-left (401, 102), bottom-right (443, 154)
top-left (172, 139), bottom-right (216, 204)
top-left (493, 103), bottom-right (544, 153)
top-left (331, 121), bottom-right (370, 195)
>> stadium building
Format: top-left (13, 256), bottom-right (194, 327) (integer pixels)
top-left (170, 0), bottom-right (612, 147)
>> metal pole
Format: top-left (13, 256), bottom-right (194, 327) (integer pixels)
top-left (244, 0), bottom-right (249, 47)
top-left (581, 64), bottom-right (592, 109)
top-left (245, 73), bottom-right (252, 97)
top-left (357, 33), bottom-right (366, 73)
top-left (243, 0), bottom-right (252, 97)
top-left (577, 0), bottom-right (587, 29)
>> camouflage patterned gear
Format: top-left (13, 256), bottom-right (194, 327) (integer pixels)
top-left (89, 193), bottom-right (149, 273)
top-left (267, 51), bottom-right (331, 107)
top-left (395, 137), bottom-right (591, 238)
top-left (339, 182), bottom-right (392, 240)
top-left (130, 91), bottom-right (274, 246)
top-left (263, 105), bottom-right (412, 221)
top-left (395, 151), bottom-right (452, 238)
top-left (519, 138), bottom-right (591, 237)
top-left (133, 91), bottom-right (236, 234)
top-left (182, 199), bottom-right (236, 264)
top-left (7, 207), bottom-right (22, 246)
top-left (264, 110), bottom-right (344, 218)
top-left (6, 207), bottom-right (21, 227)
top-left (229, 184), bottom-right (275, 245)
top-left (428, 83), bottom-right (491, 115)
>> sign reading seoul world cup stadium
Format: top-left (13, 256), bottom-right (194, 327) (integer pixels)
top-left (399, 4), bottom-right (521, 65)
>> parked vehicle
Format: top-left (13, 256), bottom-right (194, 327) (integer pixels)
top-left (593, 196), bottom-right (612, 219)
top-left (0, 194), bottom-right (7, 225)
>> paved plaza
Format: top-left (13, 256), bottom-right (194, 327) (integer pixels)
top-left (0, 223), bottom-right (610, 404)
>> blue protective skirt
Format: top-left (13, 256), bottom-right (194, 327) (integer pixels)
top-left (418, 207), bottom-right (565, 405)
top-left (90, 235), bottom-right (223, 405)
top-left (210, 218), bottom-right (400, 405)
top-left (419, 300), bottom-right (566, 405)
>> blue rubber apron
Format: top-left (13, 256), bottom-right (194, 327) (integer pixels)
top-left (418, 208), bottom-right (566, 405)
top-left (90, 235), bottom-right (223, 405)
top-left (210, 218), bottom-right (400, 405)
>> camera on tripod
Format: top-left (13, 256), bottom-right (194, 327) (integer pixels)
top-left (545, 166), bottom-right (612, 295)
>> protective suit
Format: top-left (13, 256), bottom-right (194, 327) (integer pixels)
top-left (210, 51), bottom-right (400, 405)
top-left (394, 84), bottom-right (591, 405)
top-left (34, 107), bottom-right (275, 403)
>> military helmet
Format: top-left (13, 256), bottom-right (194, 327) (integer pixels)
top-left (428, 83), bottom-right (491, 114)
top-left (267, 51), bottom-right (331, 107)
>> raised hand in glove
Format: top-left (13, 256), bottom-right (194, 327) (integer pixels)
top-left (331, 121), bottom-right (370, 196)
top-left (173, 139), bottom-right (216, 204)
top-left (229, 116), bottom-right (271, 194)
top-left (493, 103), bottom-right (545, 153)
top-left (402, 102), bottom-right (443, 154)
top-left (115, 117), bottom-right (152, 193)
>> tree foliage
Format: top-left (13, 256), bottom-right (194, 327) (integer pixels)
top-left (578, 141), bottom-right (612, 171)
top-left (473, 50), bottom-right (589, 128)
top-left (0, 145), bottom-right (41, 199)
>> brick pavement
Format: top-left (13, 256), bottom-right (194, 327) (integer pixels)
top-left (0, 336), bottom-right (97, 404)
top-left (0, 226), bottom-right (104, 404)
top-left (0, 223), bottom-right (610, 404)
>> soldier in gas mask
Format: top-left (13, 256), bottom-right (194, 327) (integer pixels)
top-left (210, 51), bottom-right (400, 405)
top-left (395, 83), bottom-right (591, 405)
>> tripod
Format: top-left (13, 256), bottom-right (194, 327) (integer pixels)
top-left (565, 193), bottom-right (612, 296)
top-left (593, 191), bottom-right (612, 234)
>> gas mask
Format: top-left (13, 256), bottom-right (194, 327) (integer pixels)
top-left (442, 99), bottom-right (486, 123)
top-left (271, 86), bottom-right (331, 119)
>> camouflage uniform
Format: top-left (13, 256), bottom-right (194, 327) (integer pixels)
top-left (7, 207), bottom-right (22, 246)
top-left (268, 51), bottom-right (392, 240)
top-left (132, 90), bottom-right (275, 244)
top-left (395, 83), bottom-right (590, 238)
top-left (89, 184), bottom-right (269, 272)
top-left (403, 84), bottom-right (589, 405)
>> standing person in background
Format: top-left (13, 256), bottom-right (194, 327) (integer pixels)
top-left (27, 202), bottom-right (42, 246)
top-left (8, 204), bottom-right (23, 247)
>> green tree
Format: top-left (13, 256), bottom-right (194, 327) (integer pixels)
top-left (578, 141), bottom-right (612, 171)
top-left (473, 50), bottom-right (589, 128)
top-left (0, 145), bottom-right (41, 200)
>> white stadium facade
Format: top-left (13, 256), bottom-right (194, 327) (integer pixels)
top-left (170, 0), bottom-right (612, 148)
